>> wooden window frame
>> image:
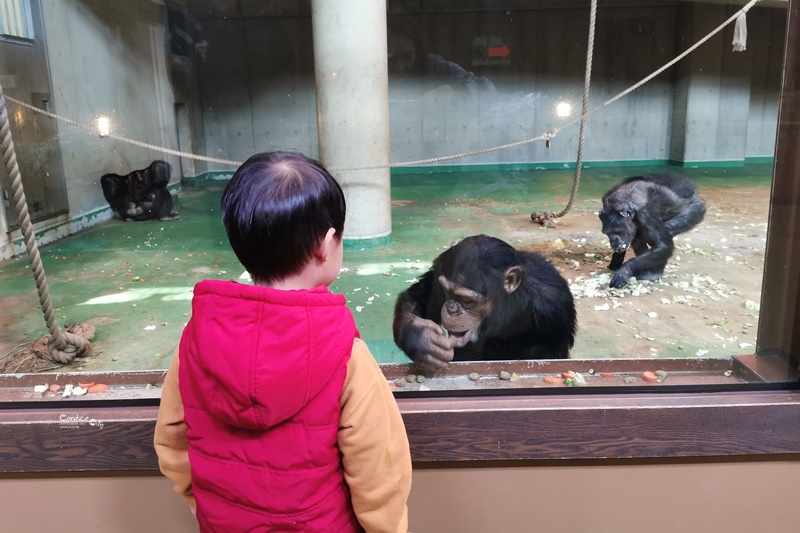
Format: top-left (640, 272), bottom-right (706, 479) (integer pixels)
top-left (1, 2), bottom-right (799, 473)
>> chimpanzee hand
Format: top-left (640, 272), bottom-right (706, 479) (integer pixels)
top-left (398, 315), bottom-right (458, 371)
top-left (609, 265), bottom-right (633, 289)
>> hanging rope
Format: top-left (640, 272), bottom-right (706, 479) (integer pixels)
top-left (0, 85), bottom-right (91, 364)
top-left (531, 0), bottom-right (597, 228)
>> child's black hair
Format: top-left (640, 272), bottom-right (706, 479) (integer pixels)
top-left (221, 151), bottom-right (346, 285)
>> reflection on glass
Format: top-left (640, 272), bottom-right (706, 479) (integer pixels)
top-left (96, 116), bottom-right (110, 137)
top-left (555, 102), bottom-right (572, 118)
top-left (0, 1), bottom-right (795, 392)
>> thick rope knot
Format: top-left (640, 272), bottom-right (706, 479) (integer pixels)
top-left (530, 210), bottom-right (559, 228)
top-left (48, 331), bottom-right (93, 364)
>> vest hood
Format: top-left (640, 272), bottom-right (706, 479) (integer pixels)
top-left (180, 280), bottom-right (357, 430)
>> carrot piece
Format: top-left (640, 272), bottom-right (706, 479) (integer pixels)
top-left (600, 372), bottom-right (614, 377)
top-left (87, 384), bottom-right (109, 393)
top-left (642, 371), bottom-right (659, 383)
top-left (543, 376), bottom-right (563, 384)
top-left (49, 384), bottom-right (61, 393)
top-left (561, 372), bottom-right (574, 379)
top-left (78, 382), bottom-right (96, 389)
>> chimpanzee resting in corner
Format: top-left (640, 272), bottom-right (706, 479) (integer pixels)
top-left (393, 234), bottom-right (576, 371)
top-left (101, 160), bottom-right (179, 221)
top-left (599, 173), bottom-right (706, 289)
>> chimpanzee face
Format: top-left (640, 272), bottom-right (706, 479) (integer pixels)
top-left (437, 274), bottom-right (492, 348)
top-left (599, 202), bottom-right (637, 253)
top-left (434, 238), bottom-right (524, 348)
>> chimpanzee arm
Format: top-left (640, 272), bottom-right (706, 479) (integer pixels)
top-left (101, 174), bottom-right (122, 202)
top-left (150, 161), bottom-right (171, 189)
top-left (665, 194), bottom-right (707, 236)
top-left (608, 250), bottom-right (626, 270)
top-left (610, 209), bottom-right (675, 288)
top-left (393, 271), bottom-right (457, 370)
top-left (101, 174), bottom-right (130, 219)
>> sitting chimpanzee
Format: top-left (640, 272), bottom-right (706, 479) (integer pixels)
top-left (101, 160), bottom-right (179, 221)
top-left (599, 173), bottom-right (706, 289)
top-left (393, 234), bottom-right (576, 371)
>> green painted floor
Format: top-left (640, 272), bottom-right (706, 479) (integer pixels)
top-left (0, 164), bottom-right (773, 373)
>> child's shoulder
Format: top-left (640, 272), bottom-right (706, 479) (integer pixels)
top-left (350, 337), bottom-right (372, 359)
top-left (347, 338), bottom-right (383, 375)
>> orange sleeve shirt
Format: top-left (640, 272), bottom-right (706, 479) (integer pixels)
top-left (338, 339), bottom-right (412, 533)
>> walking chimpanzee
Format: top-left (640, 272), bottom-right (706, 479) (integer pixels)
top-left (599, 173), bottom-right (706, 289)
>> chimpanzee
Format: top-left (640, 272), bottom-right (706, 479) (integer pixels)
top-left (599, 173), bottom-right (706, 289)
top-left (101, 160), bottom-right (179, 221)
top-left (393, 234), bottom-right (576, 371)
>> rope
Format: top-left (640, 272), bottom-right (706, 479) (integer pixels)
top-left (531, 0), bottom-right (597, 228)
top-left (0, 96), bottom-right (241, 167)
top-left (332, 132), bottom-right (554, 172)
top-left (590, 0), bottom-right (761, 115)
top-left (0, 85), bottom-right (91, 364)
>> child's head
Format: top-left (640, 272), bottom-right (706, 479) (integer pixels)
top-left (221, 151), bottom-right (346, 286)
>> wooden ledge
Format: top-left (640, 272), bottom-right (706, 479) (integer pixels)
top-left (399, 390), bottom-right (800, 461)
top-left (1, 388), bottom-right (798, 472)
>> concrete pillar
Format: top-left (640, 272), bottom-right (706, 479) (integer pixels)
top-left (311, 0), bottom-right (391, 242)
top-left (670, 4), bottom-right (753, 166)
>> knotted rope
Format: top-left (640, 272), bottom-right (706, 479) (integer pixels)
top-left (0, 85), bottom-right (91, 364)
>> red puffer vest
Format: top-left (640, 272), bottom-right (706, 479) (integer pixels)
top-left (179, 280), bottom-right (363, 532)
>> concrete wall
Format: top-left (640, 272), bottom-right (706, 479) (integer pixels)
top-left (195, 3), bottom-right (319, 165)
top-left (0, 0), bottom-right (68, 232)
top-left (745, 8), bottom-right (785, 158)
top-left (386, 4), bottom-right (682, 166)
top-left (192, 2), bottom-right (786, 170)
top-left (670, 3), bottom-right (764, 165)
top-left (40, 0), bottom-right (181, 214)
top-left (1, 457), bottom-right (799, 532)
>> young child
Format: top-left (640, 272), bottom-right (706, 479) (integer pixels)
top-left (154, 151), bottom-right (412, 532)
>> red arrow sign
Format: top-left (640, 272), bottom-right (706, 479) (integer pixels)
top-left (488, 45), bottom-right (511, 58)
